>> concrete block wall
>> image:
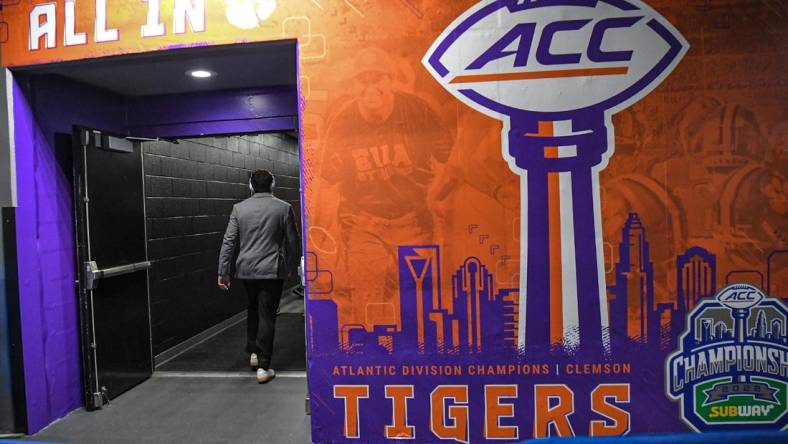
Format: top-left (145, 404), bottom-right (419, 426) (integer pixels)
top-left (143, 133), bottom-right (301, 355)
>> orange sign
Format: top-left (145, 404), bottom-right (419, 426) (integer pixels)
top-left (2, 0), bottom-right (315, 66)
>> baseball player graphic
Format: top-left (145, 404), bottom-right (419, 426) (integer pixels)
top-left (320, 47), bottom-right (454, 331)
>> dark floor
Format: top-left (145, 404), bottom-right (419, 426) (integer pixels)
top-left (29, 292), bottom-right (311, 444)
top-left (29, 376), bottom-right (311, 444)
top-left (24, 288), bottom-right (310, 444)
top-left (277, 285), bottom-right (305, 315)
top-left (157, 313), bottom-right (306, 372)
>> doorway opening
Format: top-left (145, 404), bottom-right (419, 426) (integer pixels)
top-left (13, 39), bottom-right (306, 427)
top-left (144, 133), bottom-right (305, 374)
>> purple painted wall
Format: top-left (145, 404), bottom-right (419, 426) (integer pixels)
top-left (12, 75), bottom-right (127, 433)
top-left (12, 74), bottom-right (298, 433)
top-left (126, 87), bottom-right (297, 137)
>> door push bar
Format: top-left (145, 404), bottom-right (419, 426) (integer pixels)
top-left (85, 260), bottom-right (151, 290)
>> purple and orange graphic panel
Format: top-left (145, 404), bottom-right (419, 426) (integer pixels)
top-left (2, 0), bottom-right (786, 442)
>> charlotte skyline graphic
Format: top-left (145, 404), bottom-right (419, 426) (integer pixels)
top-left (697, 309), bottom-right (787, 345)
top-left (307, 213), bottom-right (787, 358)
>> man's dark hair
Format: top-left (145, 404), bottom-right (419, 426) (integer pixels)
top-left (250, 170), bottom-right (274, 193)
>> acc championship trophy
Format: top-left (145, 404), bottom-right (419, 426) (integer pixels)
top-left (424, 0), bottom-right (688, 355)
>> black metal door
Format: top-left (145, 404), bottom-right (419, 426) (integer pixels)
top-left (73, 127), bottom-right (152, 410)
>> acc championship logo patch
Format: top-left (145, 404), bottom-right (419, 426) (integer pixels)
top-left (666, 284), bottom-right (788, 431)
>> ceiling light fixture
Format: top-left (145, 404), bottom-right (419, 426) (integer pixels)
top-left (187, 69), bottom-right (215, 78)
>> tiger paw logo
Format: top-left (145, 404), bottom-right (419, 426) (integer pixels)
top-left (225, 0), bottom-right (277, 30)
top-left (666, 284), bottom-right (788, 432)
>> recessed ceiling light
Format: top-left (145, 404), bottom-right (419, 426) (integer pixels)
top-left (187, 69), bottom-right (215, 78)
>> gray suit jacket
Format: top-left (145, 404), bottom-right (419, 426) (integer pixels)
top-left (218, 193), bottom-right (301, 280)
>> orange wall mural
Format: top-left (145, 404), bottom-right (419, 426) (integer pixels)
top-left (2, 0), bottom-right (786, 441)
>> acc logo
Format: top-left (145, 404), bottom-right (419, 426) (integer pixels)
top-left (717, 283), bottom-right (765, 310)
top-left (423, 0), bottom-right (689, 118)
top-left (666, 284), bottom-right (788, 432)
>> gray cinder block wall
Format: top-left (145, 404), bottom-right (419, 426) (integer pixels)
top-left (143, 133), bottom-right (301, 355)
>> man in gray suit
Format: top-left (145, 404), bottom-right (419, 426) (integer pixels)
top-left (218, 170), bottom-right (301, 383)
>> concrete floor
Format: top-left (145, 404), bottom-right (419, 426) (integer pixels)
top-left (29, 375), bottom-right (311, 444)
top-left (157, 314), bottom-right (306, 373)
top-left (23, 287), bottom-right (309, 444)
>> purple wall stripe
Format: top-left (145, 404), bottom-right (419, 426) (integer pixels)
top-left (130, 116), bottom-right (295, 139)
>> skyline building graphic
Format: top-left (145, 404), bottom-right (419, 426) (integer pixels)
top-left (771, 318), bottom-right (785, 341)
top-left (328, 246), bottom-right (522, 356)
top-left (741, 310), bottom-right (788, 343)
top-left (306, 215), bottom-right (787, 356)
top-left (713, 322), bottom-right (730, 341)
top-left (752, 311), bottom-right (768, 338)
top-left (399, 246), bottom-right (443, 354)
top-left (396, 248), bottom-right (520, 355)
top-left (700, 318), bottom-right (712, 343)
top-left (607, 214), bottom-right (722, 352)
top-left (609, 213), bottom-right (657, 347)
top-left (450, 258), bottom-right (520, 353)
top-left (676, 247), bottom-right (718, 314)
top-left (695, 318), bottom-right (733, 344)
top-left (696, 318), bottom-right (732, 344)
top-left (693, 309), bottom-right (785, 346)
